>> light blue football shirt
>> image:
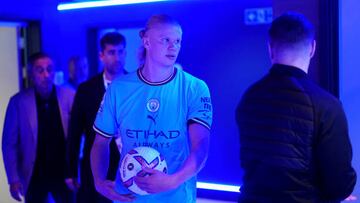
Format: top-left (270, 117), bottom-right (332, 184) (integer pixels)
top-left (94, 68), bottom-right (213, 203)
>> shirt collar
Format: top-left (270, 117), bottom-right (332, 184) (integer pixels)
top-left (270, 63), bottom-right (307, 78)
top-left (137, 68), bottom-right (177, 86)
top-left (103, 73), bottom-right (112, 89)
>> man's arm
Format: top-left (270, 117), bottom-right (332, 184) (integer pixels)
top-left (91, 133), bottom-right (135, 201)
top-left (2, 96), bottom-right (24, 201)
top-left (172, 123), bottom-right (210, 182)
top-left (65, 87), bottom-right (86, 191)
top-left (315, 102), bottom-right (356, 201)
top-left (135, 123), bottom-right (210, 193)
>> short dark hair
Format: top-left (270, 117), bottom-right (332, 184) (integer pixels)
top-left (100, 32), bottom-right (126, 51)
top-left (28, 52), bottom-right (51, 70)
top-left (269, 12), bottom-right (315, 47)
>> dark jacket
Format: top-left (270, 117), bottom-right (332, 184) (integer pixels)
top-left (67, 73), bottom-right (120, 182)
top-left (236, 64), bottom-right (356, 203)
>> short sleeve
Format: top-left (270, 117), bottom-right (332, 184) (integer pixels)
top-left (187, 79), bottom-right (213, 129)
top-left (93, 85), bottom-right (118, 138)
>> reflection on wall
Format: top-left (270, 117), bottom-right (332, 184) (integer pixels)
top-left (0, 26), bottom-right (21, 203)
top-left (340, 0), bottom-right (360, 200)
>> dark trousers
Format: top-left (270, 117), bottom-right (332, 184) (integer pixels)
top-left (77, 159), bottom-right (112, 203)
top-left (77, 183), bottom-right (111, 203)
top-left (26, 176), bottom-right (75, 203)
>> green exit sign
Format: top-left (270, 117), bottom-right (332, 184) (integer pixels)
top-left (245, 7), bottom-right (273, 25)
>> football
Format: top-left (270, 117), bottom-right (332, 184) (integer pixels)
top-left (119, 146), bottom-right (167, 195)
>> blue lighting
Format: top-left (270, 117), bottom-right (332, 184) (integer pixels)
top-left (0, 21), bottom-right (27, 27)
top-left (197, 182), bottom-right (241, 193)
top-left (57, 0), bottom-right (169, 11)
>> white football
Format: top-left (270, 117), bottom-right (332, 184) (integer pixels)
top-left (119, 146), bottom-right (167, 195)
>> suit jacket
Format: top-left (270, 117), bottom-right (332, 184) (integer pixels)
top-left (2, 86), bottom-right (75, 193)
top-left (67, 73), bottom-right (120, 181)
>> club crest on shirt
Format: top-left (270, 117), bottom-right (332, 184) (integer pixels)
top-left (147, 98), bottom-right (160, 113)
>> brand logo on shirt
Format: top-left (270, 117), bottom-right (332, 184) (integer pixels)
top-left (126, 129), bottom-right (180, 139)
top-left (201, 97), bottom-right (212, 112)
top-left (147, 114), bottom-right (158, 125)
top-left (146, 98), bottom-right (160, 113)
top-left (126, 129), bottom-right (181, 149)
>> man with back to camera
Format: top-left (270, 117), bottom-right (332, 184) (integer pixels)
top-left (65, 32), bottom-right (126, 203)
top-left (236, 12), bottom-right (356, 202)
top-left (2, 52), bottom-right (75, 203)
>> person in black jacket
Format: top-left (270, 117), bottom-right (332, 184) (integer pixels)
top-left (236, 12), bottom-right (356, 203)
top-left (65, 32), bottom-right (126, 203)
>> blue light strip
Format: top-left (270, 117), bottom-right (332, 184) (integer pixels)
top-left (197, 182), bottom-right (241, 193)
top-left (0, 21), bottom-right (27, 27)
top-left (57, 0), bottom-right (168, 11)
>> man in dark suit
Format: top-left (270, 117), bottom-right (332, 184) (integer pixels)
top-left (65, 32), bottom-right (127, 203)
top-left (2, 52), bottom-right (75, 203)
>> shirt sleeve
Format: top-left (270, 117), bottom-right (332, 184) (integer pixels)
top-left (315, 99), bottom-right (356, 200)
top-left (2, 95), bottom-right (21, 184)
top-left (93, 85), bottom-right (118, 138)
top-left (187, 79), bottom-right (213, 130)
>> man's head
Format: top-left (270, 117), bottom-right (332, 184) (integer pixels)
top-left (68, 56), bottom-right (89, 87)
top-left (28, 52), bottom-right (55, 97)
top-left (268, 12), bottom-right (316, 69)
top-left (139, 14), bottom-right (182, 68)
top-left (99, 32), bottom-right (126, 76)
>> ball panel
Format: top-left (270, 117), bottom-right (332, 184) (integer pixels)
top-left (119, 147), bottom-right (167, 195)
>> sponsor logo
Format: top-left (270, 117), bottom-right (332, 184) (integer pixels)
top-left (132, 142), bottom-right (171, 149)
top-left (127, 129), bottom-right (180, 149)
top-left (126, 129), bottom-right (180, 139)
top-left (201, 97), bottom-right (212, 111)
